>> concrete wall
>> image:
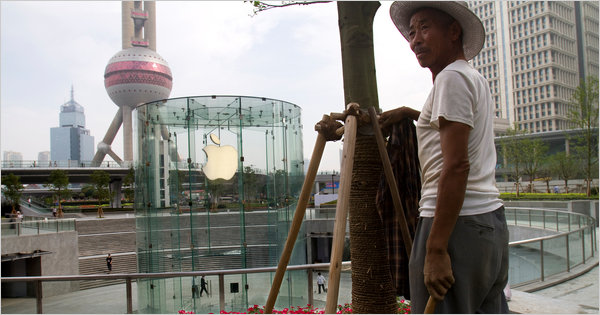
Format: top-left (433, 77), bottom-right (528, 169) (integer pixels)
top-left (1, 231), bottom-right (79, 297)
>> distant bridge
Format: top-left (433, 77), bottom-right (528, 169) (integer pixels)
top-left (0, 165), bottom-right (130, 185)
top-left (1, 161), bottom-right (131, 207)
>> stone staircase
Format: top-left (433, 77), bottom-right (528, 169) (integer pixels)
top-left (76, 210), bottom-right (290, 290)
top-left (77, 218), bottom-right (137, 290)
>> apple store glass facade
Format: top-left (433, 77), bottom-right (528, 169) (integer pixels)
top-left (134, 96), bottom-right (306, 313)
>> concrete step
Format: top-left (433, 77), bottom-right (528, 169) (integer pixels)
top-left (78, 254), bottom-right (137, 290)
top-left (77, 218), bottom-right (136, 235)
top-left (78, 232), bottom-right (136, 257)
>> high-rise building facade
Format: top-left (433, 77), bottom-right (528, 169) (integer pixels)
top-left (50, 87), bottom-right (95, 164)
top-left (469, 1), bottom-right (599, 134)
top-left (3, 151), bottom-right (23, 162)
top-left (37, 151), bottom-right (50, 165)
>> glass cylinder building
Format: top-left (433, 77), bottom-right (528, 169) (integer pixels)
top-left (134, 96), bottom-right (307, 313)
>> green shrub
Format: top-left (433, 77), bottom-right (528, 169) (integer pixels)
top-left (500, 193), bottom-right (597, 200)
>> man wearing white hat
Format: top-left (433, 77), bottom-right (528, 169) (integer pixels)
top-left (380, 2), bottom-right (508, 313)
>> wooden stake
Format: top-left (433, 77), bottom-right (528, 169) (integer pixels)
top-left (369, 108), bottom-right (438, 314)
top-left (367, 107), bottom-right (412, 257)
top-left (264, 132), bottom-right (327, 314)
top-left (424, 297), bottom-right (437, 314)
top-left (324, 114), bottom-right (357, 314)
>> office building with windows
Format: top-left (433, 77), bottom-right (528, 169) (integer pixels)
top-left (3, 151), bottom-right (23, 162)
top-left (50, 87), bottom-right (95, 165)
top-left (37, 151), bottom-right (50, 165)
top-left (469, 1), bottom-right (599, 134)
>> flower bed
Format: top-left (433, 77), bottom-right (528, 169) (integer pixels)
top-left (179, 299), bottom-right (411, 314)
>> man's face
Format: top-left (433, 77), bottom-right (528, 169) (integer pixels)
top-left (408, 8), bottom-right (458, 72)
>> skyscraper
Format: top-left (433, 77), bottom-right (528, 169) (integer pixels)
top-left (50, 87), bottom-right (95, 165)
top-left (469, 1), bottom-right (599, 134)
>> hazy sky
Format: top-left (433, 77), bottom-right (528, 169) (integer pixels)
top-left (1, 1), bottom-right (432, 172)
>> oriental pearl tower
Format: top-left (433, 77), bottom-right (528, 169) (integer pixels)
top-left (92, 1), bottom-right (172, 166)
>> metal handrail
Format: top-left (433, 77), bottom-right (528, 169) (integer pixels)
top-left (1, 262), bottom-right (351, 314)
top-left (1, 262), bottom-right (348, 282)
top-left (1, 218), bottom-right (77, 237)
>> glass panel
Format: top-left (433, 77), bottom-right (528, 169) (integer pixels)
top-left (504, 208), bottom-right (515, 225)
top-left (515, 209), bottom-right (529, 226)
top-left (1, 222), bottom-right (19, 236)
top-left (0, 296), bottom-right (37, 313)
top-left (1, 280), bottom-right (137, 314)
top-left (509, 242), bottom-right (542, 286)
top-left (530, 210), bottom-right (544, 228)
top-left (584, 227), bottom-right (593, 260)
top-left (557, 212), bottom-right (570, 232)
top-left (569, 214), bottom-right (580, 232)
top-left (542, 237), bottom-right (567, 278)
top-left (568, 230), bottom-right (584, 268)
top-left (544, 211), bottom-right (558, 231)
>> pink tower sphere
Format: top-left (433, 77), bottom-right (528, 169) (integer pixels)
top-left (104, 47), bottom-right (173, 108)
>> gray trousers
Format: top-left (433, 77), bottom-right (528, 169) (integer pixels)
top-left (409, 206), bottom-right (509, 313)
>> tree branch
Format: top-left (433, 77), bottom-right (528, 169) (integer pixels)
top-left (248, 1), bottom-right (332, 16)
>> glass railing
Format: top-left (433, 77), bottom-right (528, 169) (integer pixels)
top-left (1, 208), bottom-right (596, 313)
top-left (505, 207), bottom-right (597, 287)
top-left (0, 160), bottom-right (130, 168)
top-left (1, 218), bottom-right (76, 237)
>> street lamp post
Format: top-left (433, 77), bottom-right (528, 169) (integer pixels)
top-left (331, 172), bottom-right (335, 195)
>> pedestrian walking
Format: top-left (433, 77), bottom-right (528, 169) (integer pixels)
top-left (106, 253), bottom-right (112, 272)
top-left (316, 272), bottom-right (326, 294)
top-left (200, 275), bottom-right (209, 296)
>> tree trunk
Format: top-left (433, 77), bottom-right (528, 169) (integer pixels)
top-left (529, 179), bottom-right (534, 193)
top-left (337, 2), bottom-right (397, 313)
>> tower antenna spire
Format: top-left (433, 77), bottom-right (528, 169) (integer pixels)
top-left (71, 84), bottom-right (74, 101)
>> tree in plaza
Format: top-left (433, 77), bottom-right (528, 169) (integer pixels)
top-left (550, 151), bottom-right (580, 193)
top-left (81, 184), bottom-right (95, 199)
top-left (122, 167), bottom-right (135, 203)
top-left (521, 137), bottom-right (548, 193)
top-left (500, 125), bottom-right (528, 196)
top-left (535, 156), bottom-right (554, 193)
top-left (252, 2), bottom-right (397, 312)
top-left (206, 178), bottom-right (225, 210)
top-left (243, 166), bottom-right (258, 203)
top-left (1, 173), bottom-right (24, 215)
top-left (567, 76), bottom-right (599, 196)
top-left (46, 170), bottom-right (71, 218)
top-left (90, 170), bottom-right (111, 218)
top-left (336, 3), bottom-right (399, 312)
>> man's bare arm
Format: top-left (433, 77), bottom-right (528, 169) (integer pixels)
top-left (379, 106), bottom-right (420, 131)
top-left (423, 117), bottom-right (470, 301)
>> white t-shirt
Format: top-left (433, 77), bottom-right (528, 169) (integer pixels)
top-left (416, 60), bottom-right (502, 217)
top-left (317, 275), bottom-right (325, 285)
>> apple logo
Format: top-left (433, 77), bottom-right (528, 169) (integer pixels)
top-left (203, 133), bottom-right (238, 180)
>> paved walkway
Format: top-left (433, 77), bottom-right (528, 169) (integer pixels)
top-left (510, 265), bottom-right (599, 314)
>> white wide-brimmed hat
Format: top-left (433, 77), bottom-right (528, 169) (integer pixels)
top-left (390, 1), bottom-right (485, 61)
